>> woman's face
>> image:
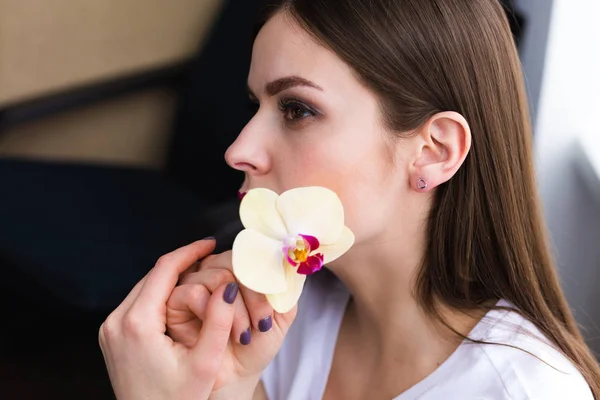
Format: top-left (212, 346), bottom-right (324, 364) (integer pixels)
top-left (225, 12), bottom-right (415, 244)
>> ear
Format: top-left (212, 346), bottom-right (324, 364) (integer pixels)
top-left (409, 111), bottom-right (471, 192)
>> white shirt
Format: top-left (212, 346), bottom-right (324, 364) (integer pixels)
top-left (262, 271), bottom-right (593, 400)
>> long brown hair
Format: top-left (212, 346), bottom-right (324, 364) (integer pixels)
top-left (260, 0), bottom-right (600, 395)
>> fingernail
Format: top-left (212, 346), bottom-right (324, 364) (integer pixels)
top-left (223, 282), bottom-right (239, 304)
top-left (202, 236), bottom-right (216, 241)
top-left (258, 316), bottom-right (272, 333)
top-left (240, 328), bottom-right (252, 345)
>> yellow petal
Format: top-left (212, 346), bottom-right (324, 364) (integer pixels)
top-left (232, 229), bottom-right (287, 294)
top-left (240, 188), bottom-right (288, 240)
top-left (277, 186), bottom-right (344, 244)
top-left (320, 226), bottom-right (355, 264)
top-left (266, 265), bottom-right (307, 313)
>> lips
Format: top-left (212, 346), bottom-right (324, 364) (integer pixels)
top-left (237, 191), bottom-right (247, 201)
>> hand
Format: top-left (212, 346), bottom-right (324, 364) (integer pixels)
top-left (167, 249), bottom-right (297, 398)
top-left (99, 240), bottom-right (241, 400)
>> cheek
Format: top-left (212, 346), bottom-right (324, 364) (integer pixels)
top-left (283, 147), bottom-right (354, 195)
top-left (337, 183), bottom-right (392, 242)
top-left (330, 152), bottom-right (400, 241)
top-left (296, 149), bottom-right (394, 240)
top-left (271, 123), bottom-right (396, 240)
top-left (273, 139), bottom-right (346, 190)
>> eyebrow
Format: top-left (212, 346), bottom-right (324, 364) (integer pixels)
top-left (247, 76), bottom-right (323, 98)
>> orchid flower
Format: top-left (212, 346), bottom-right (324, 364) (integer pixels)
top-left (232, 187), bottom-right (355, 313)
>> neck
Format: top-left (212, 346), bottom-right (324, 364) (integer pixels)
top-left (327, 223), bottom-right (481, 375)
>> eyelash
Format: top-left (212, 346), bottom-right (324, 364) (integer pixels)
top-left (247, 97), bottom-right (320, 126)
top-left (277, 98), bottom-right (318, 122)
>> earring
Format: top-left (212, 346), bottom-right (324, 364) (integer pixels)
top-left (417, 178), bottom-right (428, 190)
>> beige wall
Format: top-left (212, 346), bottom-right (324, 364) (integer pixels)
top-left (0, 0), bottom-right (224, 106)
top-left (0, 0), bottom-right (223, 168)
top-left (0, 88), bottom-right (177, 169)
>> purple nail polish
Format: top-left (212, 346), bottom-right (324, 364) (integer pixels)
top-left (258, 316), bottom-right (272, 332)
top-left (240, 328), bottom-right (251, 345)
top-left (223, 282), bottom-right (239, 304)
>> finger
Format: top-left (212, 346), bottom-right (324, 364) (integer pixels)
top-left (178, 261), bottom-right (201, 283)
top-left (196, 253), bottom-right (274, 335)
top-left (98, 272), bottom-right (150, 351)
top-left (241, 305), bottom-right (297, 355)
top-left (231, 288), bottom-right (253, 346)
top-left (166, 284), bottom-right (210, 347)
top-left (177, 253), bottom-right (225, 286)
top-left (191, 282), bottom-right (238, 376)
top-left (176, 269), bottom-right (252, 346)
top-left (179, 264), bottom-right (233, 290)
top-left (239, 285), bottom-right (274, 334)
top-left (131, 239), bottom-right (216, 316)
top-left (167, 284), bottom-right (211, 322)
top-left (195, 251), bottom-right (232, 272)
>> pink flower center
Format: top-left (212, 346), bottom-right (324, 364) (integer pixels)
top-left (282, 234), bottom-right (324, 275)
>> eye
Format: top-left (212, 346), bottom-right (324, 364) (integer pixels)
top-left (278, 98), bottom-right (317, 122)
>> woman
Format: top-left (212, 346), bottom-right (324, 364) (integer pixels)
top-left (99, 0), bottom-right (600, 398)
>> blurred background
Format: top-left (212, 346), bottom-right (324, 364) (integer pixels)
top-left (0, 0), bottom-right (598, 398)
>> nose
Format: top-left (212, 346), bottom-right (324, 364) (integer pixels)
top-left (225, 119), bottom-right (272, 175)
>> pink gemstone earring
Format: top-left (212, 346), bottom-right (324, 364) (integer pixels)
top-left (417, 178), bottom-right (428, 190)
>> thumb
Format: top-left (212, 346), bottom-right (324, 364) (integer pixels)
top-left (190, 282), bottom-right (238, 369)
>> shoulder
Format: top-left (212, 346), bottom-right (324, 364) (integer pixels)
top-left (469, 303), bottom-right (593, 399)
